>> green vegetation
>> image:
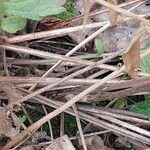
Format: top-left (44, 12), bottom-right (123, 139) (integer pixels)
top-left (56, 0), bottom-right (75, 20)
top-left (0, 0), bottom-right (66, 33)
top-left (95, 38), bottom-right (106, 55)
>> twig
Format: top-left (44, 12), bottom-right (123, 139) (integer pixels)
top-left (42, 105), bottom-right (54, 140)
top-left (72, 105), bottom-right (87, 150)
top-left (28, 24), bottom-right (110, 91)
top-left (92, 113), bottom-right (150, 137)
top-left (5, 47), bottom-right (149, 147)
top-left (3, 66), bottom-right (124, 150)
top-left (78, 105), bottom-right (149, 124)
top-left (91, 81), bottom-right (150, 101)
top-left (27, 1), bottom-right (145, 90)
top-left (95, 0), bottom-right (150, 25)
top-left (1, 48), bottom-right (9, 76)
top-left (6, 22), bottom-right (107, 43)
top-left (4, 87), bottom-right (150, 149)
top-left (60, 112), bottom-right (65, 137)
top-left (0, 44), bottom-right (116, 71)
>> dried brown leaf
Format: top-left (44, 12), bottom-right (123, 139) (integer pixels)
top-left (122, 38), bottom-right (140, 79)
top-left (45, 135), bottom-right (75, 150)
top-left (107, 0), bottom-right (118, 26)
top-left (122, 27), bottom-right (146, 79)
top-left (84, 135), bottom-right (105, 150)
top-left (92, 136), bottom-right (105, 150)
top-left (0, 82), bottom-right (23, 110)
top-left (0, 107), bottom-right (20, 138)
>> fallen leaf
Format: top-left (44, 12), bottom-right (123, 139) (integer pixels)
top-left (83, 135), bottom-right (105, 150)
top-left (122, 38), bottom-right (140, 79)
top-left (92, 136), bottom-right (105, 150)
top-left (122, 27), bottom-right (145, 79)
top-left (0, 107), bottom-right (20, 138)
top-left (0, 82), bottom-right (23, 111)
top-left (45, 135), bottom-right (75, 150)
top-left (107, 0), bottom-right (118, 26)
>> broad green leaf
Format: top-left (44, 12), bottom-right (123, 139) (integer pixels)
top-left (114, 98), bottom-right (126, 108)
top-left (1, 16), bottom-right (27, 33)
top-left (95, 38), bottom-right (105, 55)
top-left (130, 97), bottom-right (150, 118)
top-left (4, 0), bottom-right (66, 20)
top-left (49, 0), bottom-right (66, 5)
top-left (0, 0), bottom-right (66, 33)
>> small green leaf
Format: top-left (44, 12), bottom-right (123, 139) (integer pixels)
top-left (114, 98), bottom-right (126, 108)
top-left (1, 16), bottom-right (27, 33)
top-left (19, 115), bottom-right (27, 123)
top-left (140, 55), bottom-right (150, 73)
top-left (56, 0), bottom-right (75, 20)
top-left (95, 38), bottom-right (105, 55)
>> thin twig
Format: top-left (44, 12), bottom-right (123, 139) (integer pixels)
top-left (42, 105), bottom-right (54, 140)
top-left (72, 105), bottom-right (87, 150)
top-left (60, 112), bottom-right (65, 137)
top-left (28, 24), bottom-right (110, 91)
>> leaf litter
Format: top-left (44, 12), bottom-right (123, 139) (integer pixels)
top-left (0, 0), bottom-right (150, 149)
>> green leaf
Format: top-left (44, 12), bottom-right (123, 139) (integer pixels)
top-left (95, 38), bottom-right (105, 55)
top-left (145, 38), bottom-right (150, 49)
top-left (56, 0), bottom-right (75, 20)
top-left (114, 98), bottom-right (126, 108)
top-left (0, 0), bottom-right (66, 33)
top-left (4, 0), bottom-right (66, 20)
top-left (49, 0), bottom-right (66, 5)
top-left (130, 98), bottom-right (150, 118)
top-left (1, 15), bottom-right (27, 33)
top-left (140, 55), bottom-right (150, 73)
top-left (19, 115), bottom-right (27, 123)
top-left (145, 95), bottom-right (150, 101)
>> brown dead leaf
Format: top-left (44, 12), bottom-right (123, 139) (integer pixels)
top-left (0, 82), bottom-right (23, 111)
top-left (122, 27), bottom-right (146, 79)
top-left (83, 135), bottom-right (105, 150)
top-left (0, 107), bottom-right (20, 138)
top-left (122, 38), bottom-right (140, 79)
top-left (45, 135), bottom-right (75, 150)
top-left (107, 0), bottom-right (118, 26)
top-left (92, 136), bottom-right (105, 150)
